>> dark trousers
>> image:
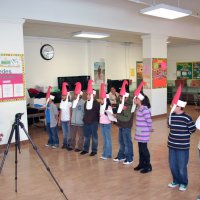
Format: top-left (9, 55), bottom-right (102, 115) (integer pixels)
top-left (83, 122), bottom-right (98, 153)
top-left (138, 142), bottom-right (151, 168)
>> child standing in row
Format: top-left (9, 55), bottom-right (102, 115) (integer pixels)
top-left (70, 82), bottom-right (85, 152)
top-left (59, 82), bottom-right (72, 150)
top-left (113, 80), bottom-right (134, 165)
top-left (81, 80), bottom-right (100, 156)
top-left (45, 86), bottom-right (59, 148)
top-left (168, 85), bottom-right (196, 191)
top-left (133, 87), bottom-right (152, 173)
top-left (99, 83), bottom-right (112, 160)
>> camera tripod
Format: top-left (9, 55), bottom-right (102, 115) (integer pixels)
top-left (0, 113), bottom-right (69, 200)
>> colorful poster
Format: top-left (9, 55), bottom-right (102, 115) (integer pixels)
top-left (0, 54), bottom-right (25, 102)
top-left (152, 58), bottom-right (167, 88)
top-left (176, 62), bottom-right (193, 79)
top-left (143, 58), bottom-right (151, 89)
top-left (130, 68), bottom-right (135, 77)
top-left (193, 62), bottom-right (200, 79)
top-left (136, 62), bottom-right (143, 79)
top-left (94, 62), bottom-right (105, 84)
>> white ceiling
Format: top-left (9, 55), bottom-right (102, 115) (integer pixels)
top-left (23, 0), bottom-right (200, 46)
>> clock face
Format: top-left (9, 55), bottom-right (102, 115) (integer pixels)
top-left (40, 44), bottom-right (54, 60)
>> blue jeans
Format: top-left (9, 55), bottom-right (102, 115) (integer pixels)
top-left (117, 127), bottom-right (133, 162)
top-left (83, 122), bottom-right (98, 153)
top-left (61, 121), bottom-right (70, 146)
top-left (169, 148), bottom-right (189, 186)
top-left (100, 123), bottom-right (112, 158)
top-left (46, 123), bottom-right (59, 146)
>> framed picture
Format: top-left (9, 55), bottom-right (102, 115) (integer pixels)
top-left (94, 62), bottom-right (105, 84)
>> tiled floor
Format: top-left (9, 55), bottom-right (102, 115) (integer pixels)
top-left (0, 105), bottom-right (199, 200)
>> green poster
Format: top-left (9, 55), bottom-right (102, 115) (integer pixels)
top-left (176, 62), bottom-right (193, 79)
top-left (193, 62), bottom-right (200, 79)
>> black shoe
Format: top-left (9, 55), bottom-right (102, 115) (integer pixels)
top-left (134, 165), bottom-right (143, 171)
top-left (66, 147), bottom-right (73, 151)
top-left (75, 149), bottom-right (81, 152)
top-left (140, 165), bottom-right (152, 174)
top-left (80, 150), bottom-right (88, 155)
top-left (89, 152), bottom-right (97, 156)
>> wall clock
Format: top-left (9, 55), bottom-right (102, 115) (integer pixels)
top-left (40, 44), bottom-right (54, 60)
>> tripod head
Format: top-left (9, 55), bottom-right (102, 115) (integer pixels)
top-left (15, 113), bottom-right (24, 121)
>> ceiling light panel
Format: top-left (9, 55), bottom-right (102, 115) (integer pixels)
top-left (140, 4), bottom-right (192, 19)
top-left (73, 32), bottom-right (110, 39)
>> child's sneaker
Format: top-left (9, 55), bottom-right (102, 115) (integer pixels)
top-left (113, 157), bottom-right (125, 162)
top-left (123, 160), bottom-right (133, 165)
top-left (52, 145), bottom-right (59, 149)
top-left (100, 156), bottom-right (107, 160)
top-left (179, 184), bottom-right (187, 191)
top-left (168, 182), bottom-right (179, 188)
top-left (45, 144), bottom-right (51, 147)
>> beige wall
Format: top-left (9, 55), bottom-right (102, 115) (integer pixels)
top-left (0, 20), bottom-right (28, 145)
top-left (168, 44), bottom-right (200, 81)
top-left (24, 37), bottom-right (142, 91)
top-left (24, 37), bottom-right (89, 88)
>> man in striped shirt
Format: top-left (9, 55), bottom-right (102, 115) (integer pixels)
top-left (168, 103), bottom-right (196, 191)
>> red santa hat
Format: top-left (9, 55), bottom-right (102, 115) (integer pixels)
top-left (169, 84), bottom-right (187, 124)
top-left (134, 81), bottom-right (145, 101)
top-left (171, 84), bottom-right (187, 109)
top-left (119, 80), bottom-right (129, 97)
top-left (99, 83), bottom-right (109, 99)
top-left (62, 82), bottom-right (68, 96)
top-left (46, 86), bottom-right (54, 102)
top-left (117, 80), bottom-right (129, 113)
top-left (72, 82), bottom-right (83, 108)
top-left (74, 82), bottom-right (82, 95)
top-left (46, 86), bottom-right (52, 100)
top-left (87, 79), bottom-right (96, 95)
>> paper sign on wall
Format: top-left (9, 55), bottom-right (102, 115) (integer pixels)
top-left (0, 54), bottom-right (25, 102)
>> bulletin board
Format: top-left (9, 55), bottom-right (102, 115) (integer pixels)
top-left (176, 62), bottom-right (193, 79)
top-left (193, 62), bottom-right (200, 79)
top-left (152, 58), bottom-right (167, 88)
top-left (0, 54), bottom-right (25, 102)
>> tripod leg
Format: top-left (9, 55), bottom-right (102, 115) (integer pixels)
top-left (0, 123), bottom-right (15, 173)
top-left (15, 121), bottom-right (21, 193)
top-left (15, 135), bottom-right (18, 193)
top-left (19, 123), bottom-right (69, 200)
